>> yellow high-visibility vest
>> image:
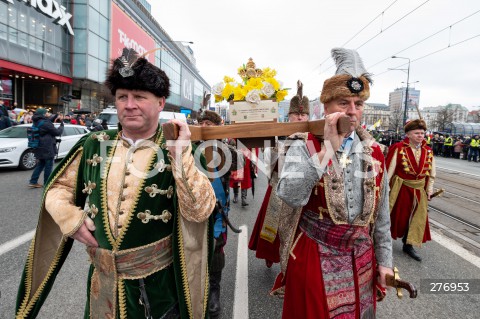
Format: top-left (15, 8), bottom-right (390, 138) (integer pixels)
top-left (444, 137), bottom-right (453, 146)
top-left (426, 136), bottom-right (431, 145)
top-left (471, 139), bottom-right (478, 147)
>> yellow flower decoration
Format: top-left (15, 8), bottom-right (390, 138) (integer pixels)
top-left (221, 83), bottom-right (235, 100)
top-left (262, 67), bottom-right (277, 78)
top-left (275, 89), bottom-right (288, 102)
top-left (246, 77), bottom-right (263, 90)
top-left (264, 77), bottom-right (280, 91)
top-left (233, 86), bottom-right (246, 101)
top-left (224, 76), bottom-right (235, 83)
top-left (214, 58), bottom-right (289, 103)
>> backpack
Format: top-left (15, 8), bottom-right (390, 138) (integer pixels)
top-left (27, 121), bottom-right (45, 148)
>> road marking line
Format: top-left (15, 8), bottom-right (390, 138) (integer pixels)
top-left (431, 230), bottom-right (480, 269)
top-left (233, 225), bottom-right (248, 319)
top-left (436, 165), bottom-right (480, 178)
top-left (430, 219), bottom-right (480, 249)
top-left (0, 229), bottom-right (35, 256)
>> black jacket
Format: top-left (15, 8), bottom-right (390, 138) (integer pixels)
top-left (32, 114), bottom-right (64, 160)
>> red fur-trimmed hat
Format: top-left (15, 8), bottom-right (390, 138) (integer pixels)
top-left (320, 48), bottom-right (372, 104)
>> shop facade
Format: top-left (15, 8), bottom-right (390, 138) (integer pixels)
top-left (0, 0), bottom-right (210, 116)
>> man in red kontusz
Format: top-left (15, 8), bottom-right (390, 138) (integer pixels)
top-left (274, 48), bottom-right (394, 319)
top-left (387, 118), bottom-right (435, 261)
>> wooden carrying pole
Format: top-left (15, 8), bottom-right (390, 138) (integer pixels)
top-left (162, 117), bottom-right (351, 144)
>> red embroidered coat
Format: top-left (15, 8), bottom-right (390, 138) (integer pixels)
top-left (386, 137), bottom-right (433, 244)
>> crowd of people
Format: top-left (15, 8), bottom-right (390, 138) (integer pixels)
top-left (428, 133), bottom-right (479, 162)
top-left (0, 101), bottom-right (108, 132)
top-left (365, 130), bottom-right (479, 163)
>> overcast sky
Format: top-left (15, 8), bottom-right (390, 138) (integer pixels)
top-left (150, 0), bottom-right (480, 110)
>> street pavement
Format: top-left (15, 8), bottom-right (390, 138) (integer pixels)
top-left (0, 156), bottom-right (479, 318)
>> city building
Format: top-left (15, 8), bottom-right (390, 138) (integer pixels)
top-left (421, 104), bottom-right (469, 132)
top-left (363, 103), bottom-right (390, 131)
top-left (467, 109), bottom-right (480, 123)
top-left (278, 99), bottom-right (289, 122)
top-left (0, 0), bottom-right (210, 116)
top-left (388, 87), bottom-right (420, 119)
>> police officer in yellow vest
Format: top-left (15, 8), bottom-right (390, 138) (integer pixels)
top-left (468, 135), bottom-right (479, 162)
top-left (443, 134), bottom-right (453, 158)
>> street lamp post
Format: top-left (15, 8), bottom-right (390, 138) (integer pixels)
top-left (392, 56), bottom-right (410, 127)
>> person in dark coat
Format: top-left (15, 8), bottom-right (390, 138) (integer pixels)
top-left (101, 119), bottom-right (109, 130)
top-left (0, 100), bottom-right (12, 130)
top-left (28, 108), bottom-right (64, 188)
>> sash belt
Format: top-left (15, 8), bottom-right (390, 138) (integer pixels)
top-left (299, 209), bottom-right (370, 250)
top-left (87, 235), bottom-right (173, 319)
top-left (389, 176), bottom-right (428, 246)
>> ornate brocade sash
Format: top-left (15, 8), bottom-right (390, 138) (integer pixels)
top-left (299, 210), bottom-right (375, 319)
top-left (389, 176), bottom-right (427, 246)
top-left (87, 235), bottom-right (173, 319)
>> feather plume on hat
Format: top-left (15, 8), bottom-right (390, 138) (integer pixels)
top-left (201, 91), bottom-right (211, 110)
top-left (320, 48), bottom-right (372, 104)
top-left (289, 80), bottom-right (310, 115)
top-left (332, 48), bottom-right (372, 82)
top-left (105, 48), bottom-right (170, 98)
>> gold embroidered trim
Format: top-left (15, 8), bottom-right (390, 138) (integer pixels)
top-left (155, 158), bottom-right (172, 172)
top-left (137, 209), bottom-right (172, 223)
top-left (289, 232), bottom-right (303, 260)
top-left (114, 130), bottom-right (164, 249)
top-left (91, 131), bottom-right (110, 142)
top-left (101, 139), bottom-right (118, 248)
top-left (176, 211), bottom-right (194, 318)
top-left (85, 203), bottom-right (99, 219)
top-left (82, 181), bottom-right (96, 194)
top-left (16, 147), bottom-right (83, 318)
top-left (86, 153), bottom-right (103, 166)
top-left (64, 211), bottom-right (88, 237)
top-left (118, 279), bottom-right (127, 319)
top-left (324, 168), bottom-right (348, 225)
top-left (169, 144), bottom-right (196, 203)
top-left (144, 184), bottom-right (174, 198)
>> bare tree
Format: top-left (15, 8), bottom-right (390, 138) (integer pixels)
top-left (432, 105), bottom-right (455, 132)
top-left (388, 106), bottom-right (404, 133)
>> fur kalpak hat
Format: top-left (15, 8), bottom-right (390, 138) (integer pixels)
top-left (197, 110), bottom-right (222, 125)
top-left (289, 80), bottom-right (310, 115)
top-left (320, 48), bottom-right (372, 104)
top-left (105, 48), bottom-right (170, 98)
top-left (404, 119), bottom-right (427, 132)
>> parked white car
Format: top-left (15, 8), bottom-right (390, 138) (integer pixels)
top-left (0, 124), bottom-right (90, 170)
top-left (96, 106), bottom-right (187, 129)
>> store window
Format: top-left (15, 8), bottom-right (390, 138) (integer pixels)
top-left (74, 4), bottom-right (88, 29)
top-left (88, 7), bottom-right (100, 35)
top-left (87, 56), bottom-right (99, 82)
top-left (161, 50), bottom-right (181, 106)
top-left (194, 79), bottom-right (203, 111)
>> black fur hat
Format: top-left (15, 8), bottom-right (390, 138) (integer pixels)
top-left (105, 48), bottom-right (170, 98)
